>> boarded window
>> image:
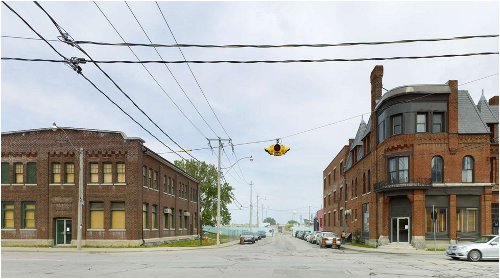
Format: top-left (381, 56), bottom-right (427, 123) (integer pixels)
top-left (89, 202), bottom-right (104, 229)
top-left (111, 202), bottom-right (125, 229)
top-left (22, 202), bottom-right (36, 229)
top-left (1, 163), bottom-right (10, 184)
top-left (27, 162), bottom-right (36, 184)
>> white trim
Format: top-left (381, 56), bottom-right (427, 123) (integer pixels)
top-left (432, 183), bottom-right (494, 187)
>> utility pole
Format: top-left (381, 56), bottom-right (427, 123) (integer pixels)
top-left (249, 181), bottom-right (253, 230)
top-left (207, 138), bottom-right (231, 246)
top-left (262, 203), bottom-right (264, 223)
top-left (256, 194), bottom-right (259, 227)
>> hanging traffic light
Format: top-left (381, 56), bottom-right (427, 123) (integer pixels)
top-left (265, 140), bottom-right (290, 156)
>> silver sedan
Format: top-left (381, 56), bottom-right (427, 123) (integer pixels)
top-left (446, 235), bottom-right (499, 262)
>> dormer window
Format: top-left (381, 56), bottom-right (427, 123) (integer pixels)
top-left (417, 113), bottom-right (427, 133)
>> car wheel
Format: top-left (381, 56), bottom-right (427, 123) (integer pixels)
top-left (467, 250), bottom-right (482, 262)
top-left (451, 257), bottom-right (459, 260)
top-left (337, 245), bottom-right (341, 249)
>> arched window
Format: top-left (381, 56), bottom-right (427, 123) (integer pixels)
top-left (462, 156), bottom-right (474, 183)
top-left (431, 156), bottom-right (444, 183)
top-left (363, 173), bottom-right (366, 194)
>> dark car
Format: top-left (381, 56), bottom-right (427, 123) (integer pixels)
top-left (253, 232), bottom-right (261, 241)
top-left (240, 231), bottom-right (255, 244)
top-left (257, 230), bottom-right (267, 238)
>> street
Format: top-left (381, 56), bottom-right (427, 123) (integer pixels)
top-left (1, 234), bottom-right (498, 278)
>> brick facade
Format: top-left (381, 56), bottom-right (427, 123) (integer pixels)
top-left (1, 128), bottom-right (200, 246)
top-left (324, 65), bottom-right (499, 248)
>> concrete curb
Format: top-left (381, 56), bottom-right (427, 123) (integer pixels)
top-left (1, 240), bottom-right (241, 253)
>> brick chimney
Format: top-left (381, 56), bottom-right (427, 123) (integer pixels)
top-left (489, 96), bottom-right (499, 106)
top-left (370, 65), bottom-right (384, 112)
top-left (447, 80), bottom-right (459, 153)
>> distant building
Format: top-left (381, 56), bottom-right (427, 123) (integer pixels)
top-left (323, 65), bottom-right (498, 248)
top-left (1, 127), bottom-right (200, 246)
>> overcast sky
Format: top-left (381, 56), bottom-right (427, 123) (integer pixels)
top-left (1, 1), bottom-right (499, 225)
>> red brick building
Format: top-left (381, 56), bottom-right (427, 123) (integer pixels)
top-left (324, 65), bottom-right (499, 249)
top-left (1, 127), bottom-right (200, 246)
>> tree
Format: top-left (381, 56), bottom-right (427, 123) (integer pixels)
top-left (287, 220), bottom-right (298, 225)
top-left (263, 217), bottom-right (276, 225)
top-left (174, 159), bottom-right (234, 227)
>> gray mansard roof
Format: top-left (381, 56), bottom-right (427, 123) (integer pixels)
top-left (458, 90), bottom-right (490, 134)
top-left (476, 94), bottom-right (499, 124)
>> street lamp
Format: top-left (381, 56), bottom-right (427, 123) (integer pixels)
top-left (221, 156), bottom-right (253, 173)
top-left (52, 123), bottom-right (84, 250)
top-left (217, 155), bottom-right (253, 246)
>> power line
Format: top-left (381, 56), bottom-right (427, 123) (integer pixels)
top-left (155, 1), bottom-right (231, 138)
top-left (1, 1), bottom-right (188, 161)
top-left (5, 51), bottom-right (497, 64)
top-left (93, 1), bottom-right (209, 140)
top-left (123, 1), bottom-right (220, 138)
top-left (33, 1), bottom-right (200, 162)
top-left (459, 73), bottom-right (499, 86)
top-left (4, 33), bottom-right (496, 48)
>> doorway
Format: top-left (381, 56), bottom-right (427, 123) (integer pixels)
top-left (55, 219), bottom-right (72, 245)
top-left (391, 217), bottom-right (410, 243)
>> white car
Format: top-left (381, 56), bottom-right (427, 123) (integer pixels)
top-left (319, 232), bottom-right (341, 248)
top-left (446, 235), bottom-right (499, 262)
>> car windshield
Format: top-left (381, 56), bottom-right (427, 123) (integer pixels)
top-left (323, 232), bottom-right (334, 237)
top-left (472, 236), bottom-right (497, 243)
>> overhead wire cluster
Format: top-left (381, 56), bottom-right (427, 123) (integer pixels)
top-left (2, 1), bottom-right (498, 215)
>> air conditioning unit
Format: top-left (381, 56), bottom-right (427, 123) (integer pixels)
top-left (163, 208), bottom-right (172, 214)
top-left (183, 211), bottom-right (191, 217)
top-left (344, 209), bottom-right (351, 216)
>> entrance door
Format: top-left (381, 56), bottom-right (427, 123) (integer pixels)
top-left (391, 217), bottom-right (409, 243)
top-left (55, 219), bottom-right (72, 245)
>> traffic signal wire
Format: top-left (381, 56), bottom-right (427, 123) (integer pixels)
top-left (4, 34), bottom-right (496, 49)
top-left (32, 1), bottom-right (200, 162)
top-left (1, 1), bottom-right (190, 161)
top-left (93, 2), bottom-right (210, 140)
top-left (5, 51), bottom-right (498, 64)
top-left (122, 1), bottom-right (220, 138)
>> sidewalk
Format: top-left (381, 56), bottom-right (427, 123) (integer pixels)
top-left (341, 243), bottom-right (443, 255)
top-left (1, 239), bottom-right (240, 253)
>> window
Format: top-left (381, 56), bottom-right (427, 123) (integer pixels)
top-left (51, 162), bottom-right (61, 183)
top-left (163, 175), bottom-right (167, 193)
top-left (328, 212), bottom-right (331, 227)
top-left (333, 191), bottom-right (336, 204)
top-left (111, 202), bottom-right (125, 229)
top-left (367, 170), bottom-right (371, 193)
top-left (462, 156), bottom-right (474, 182)
top-left (148, 169), bottom-right (153, 189)
top-left (1, 163), bottom-right (10, 184)
top-left (363, 173), bottom-right (366, 194)
top-left (333, 211), bottom-right (337, 226)
top-left (323, 178), bottom-right (326, 189)
top-left (168, 177), bottom-right (172, 194)
top-left (14, 163), bottom-right (24, 184)
top-left (184, 211), bottom-right (188, 229)
top-left (457, 208), bottom-right (478, 233)
top-left (22, 202), bottom-right (35, 229)
top-left (27, 162), bottom-right (36, 184)
top-left (172, 179), bottom-right (176, 196)
top-left (143, 203), bottom-right (148, 229)
top-left (426, 207), bottom-right (447, 233)
top-left (116, 163), bottom-right (125, 183)
top-left (143, 166), bottom-right (147, 186)
top-left (153, 171), bottom-right (158, 190)
top-left (392, 114), bottom-right (402, 135)
top-left (2, 202), bottom-right (14, 229)
top-left (431, 156), bottom-right (444, 183)
top-left (417, 113), bottom-right (427, 132)
top-left (377, 121), bottom-right (385, 143)
top-left (65, 163), bottom-right (75, 184)
top-left (179, 209), bottom-right (183, 230)
top-left (103, 163), bottom-right (112, 183)
top-left (339, 188), bottom-right (343, 203)
top-left (432, 113), bottom-right (444, 133)
top-left (89, 163), bottom-right (99, 183)
top-left (89, 202), bottom-right (104, 229)
top-left (163, 208), bottom-right (168, 229)
top-left (388, 157), bottom-right (409, 184)
top-left (152, 205), bottom-right (158, 229)
top-left (328, 194), bottom-right (331, 206)
top-left (355, 178), bottom-right (358, 197)
top-left (328, 174), bottom-right (331, 186)
top-left (333, 168), bottom-right (336, 182)
top-left (171, 208), bottom-right (175, 229)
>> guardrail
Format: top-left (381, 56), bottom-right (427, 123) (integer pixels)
top-left (374, 178), bottom-right (432, 193)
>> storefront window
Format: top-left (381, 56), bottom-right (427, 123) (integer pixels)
top-left (457, 208), bottom-right (478, 233)
top-left (426, 208), bottom-right (447, 233)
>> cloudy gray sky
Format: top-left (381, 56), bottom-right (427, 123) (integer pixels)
top-left (1, 1), bottom-right (499, 225)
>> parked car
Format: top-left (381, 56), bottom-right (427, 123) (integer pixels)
top-left (253, 232), bottom-right (261, 241)
top-left (446, 235), bottom-right (499, 262)
top-left (319, 232), bottom-right (339, 248)
top-left (316, 232), bottom-right (322, 245)
top-left (257, 231), bottom-right (267, 238)
top-left (305, 233), bottom-right (312, 242)
top-left (310, 231), bottom-right (320, 244)
top-left (240, 231), bottom-right (255, 244)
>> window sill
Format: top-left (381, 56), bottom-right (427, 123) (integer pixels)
top-left (109, 229), bottom-right (126, 232)
top-left (2, 184), bottom-right (38, 186)
top-left (20, 228), bottom-right (37, 231)
top-left (63, 183), bottom-right (76, 186)
top-left (87, 229), bottom-right (105, 231)
top-left (114, 183), bottom-right (127, 186)
top-left (152, 229), bottom-right (159, 231)
top-left (49, 183), bottom-right (66, 186)
top-left (1, 228), bottom-right (16, 231)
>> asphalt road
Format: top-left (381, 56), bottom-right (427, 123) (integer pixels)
top-left (1, 233), bottom-right (498, 278)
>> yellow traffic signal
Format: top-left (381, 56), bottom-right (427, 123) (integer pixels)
top-left (264, 142), bottom-right (290, 156)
